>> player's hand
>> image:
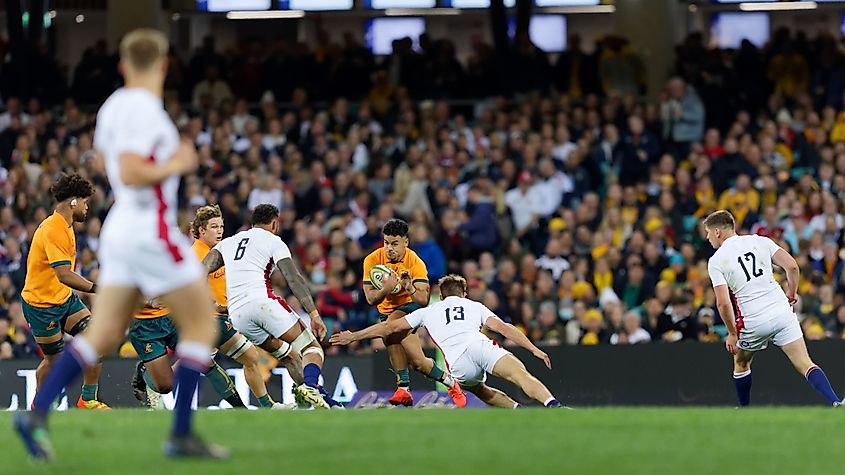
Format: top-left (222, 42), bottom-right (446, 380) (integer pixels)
top-left (786, 291), bottom-right (798, 307)
top-left (533, 349), bottom-right (552, 369)
top-left (725, 333), bottom-right (738, 355)
top-left (170, 140), bottom-right (199, 176)
top-left (215, 304), bottom-right (228, 315)
top-left (310, 315), bottom-right (327, 341)
top-left (400, 271), bottom-right (414, 292)
top-left (330, 330), bottom-right (354, 346)
top-left (383, 270), bottom-right (400, 294)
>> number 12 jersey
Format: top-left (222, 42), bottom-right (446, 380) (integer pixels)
top-left (707, 234), bottom-right (792, 324)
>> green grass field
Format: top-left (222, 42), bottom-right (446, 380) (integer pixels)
top-left (0, 408), bottom-right (841, 475)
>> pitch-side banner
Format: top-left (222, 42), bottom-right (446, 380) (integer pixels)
top-left (4, 342), bottom-right (845, 408)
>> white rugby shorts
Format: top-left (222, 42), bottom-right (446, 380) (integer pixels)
top-left (448, 338), bottom-right (511, 387)
top-left (229, 297), bottom-right (299, 346)
top-left (737, 311), bottom-right (803, 352)
top-left (98, 229), bottom-right (203, 297)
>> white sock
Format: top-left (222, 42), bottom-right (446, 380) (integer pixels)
top-left (512, 402), bottom-right (519, 409)
top-left (175, 341), bottom-right (212, 370)
top-left (70, 336), bottom-right (99, 367)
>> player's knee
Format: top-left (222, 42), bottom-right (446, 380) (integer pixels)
top-left (39, 339), bottom-right (65, 356)
top-left (225, 334), bottom-right (253, 361)
top-left (67, 316), bottom-right (91, 336)
top-left (302, 342), bottom-right (324, 362)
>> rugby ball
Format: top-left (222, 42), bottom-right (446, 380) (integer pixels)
top-left (369, 264), bottom-right (402, 294)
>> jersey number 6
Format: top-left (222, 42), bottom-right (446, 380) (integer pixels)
top-left (234, 238), bottom-right (250, 261)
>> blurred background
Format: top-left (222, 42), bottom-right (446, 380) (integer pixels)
top-left (1, 1), bottom-right (845, 405)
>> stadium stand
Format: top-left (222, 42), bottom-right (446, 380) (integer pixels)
top-left (1, 26), bottom-right (844, 359)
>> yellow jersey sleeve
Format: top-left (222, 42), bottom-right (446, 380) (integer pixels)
top-left (362, 253), bottom-right (378, 286)
top-left (410, 254), bottom-right (429, 285)
top-left (44, 226), bottom-right (73, 268)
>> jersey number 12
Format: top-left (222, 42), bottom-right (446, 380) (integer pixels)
top-left (737, 252), bottom-right (763, 282)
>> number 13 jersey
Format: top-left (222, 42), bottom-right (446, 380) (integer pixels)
top-left (405, 296), bottom-right (495, 364)
top-left (214, 227), bottom-right (292, 314)
top-left (707, 234), bottom-right (792, 325)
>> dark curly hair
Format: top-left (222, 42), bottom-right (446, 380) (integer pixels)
top-left (50, 174), bottom-right (94, 203)
top-left (382, 218), bottom-right (409, 238)
top-left (252, 204), bottom-right (279, 226)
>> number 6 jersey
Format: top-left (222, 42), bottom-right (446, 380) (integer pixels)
top-left (707, 234), bottom-right (792, 325)
top-left (404, 296), bottom-right (496, 364)
top-left (213, 227), bottom-right (292, 314)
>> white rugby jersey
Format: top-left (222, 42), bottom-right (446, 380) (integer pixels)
top-left (404, 296), bottom-right (496, 364)
top-left (708, 234), bottom-right (792, 326)
top-left (94, 88), bottom-right (182, 249)
top-left (214, 227), bottom-right (292, 313)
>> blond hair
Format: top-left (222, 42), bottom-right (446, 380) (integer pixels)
top-left (702, 210), bottom-right (736, 231)
top-left (438, 274), bottom-right (468, 298)
top-left (191, 205), bottom-right (222, 239)
top-left (119, 29), bottom-right (168, 73)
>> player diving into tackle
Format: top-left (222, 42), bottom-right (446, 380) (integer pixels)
top-left (202, 204), bottom-right (338, 409)
top-left (704, 210), bottom-right (842, 406)
top-left (20, 173), bottom-right (109, 409)
top-left (15, 29), bottom-right (228, 459)
top-left (332, 274), bottom-right (562, 408)
top-left (363, 219), bottom-right (465, 407)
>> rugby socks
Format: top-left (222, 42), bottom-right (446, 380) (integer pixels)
top-left (204, 363), bottom-right (243, 407)
top-left (396, 369), bottom-right (411, 389)
top-left (81, 384), bottom-right (98, 402)
top-left (733, 370), bottom-right (752, 407)
top-left (544, 397), bottom-right (562, 408)
top-left (303, 363), bottom-right (321, 388)
top-left (172, 341), bottom-right (212, 437)
top-left (805, 366), bottom-right (840, 405)
top-left (257, 394), bottom-right (274, 408)
top-left (33, 337), bottom-right (97, 415)
top-left (424, 363), bottom-right (456, 386)
top-left (143, 371), bottom-right (160, 393)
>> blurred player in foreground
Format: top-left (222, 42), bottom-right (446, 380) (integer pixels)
top-left (202, 204), bottom-right (337, 409)
top-left (15, 28), bottom-right (228, 460)
top-left (20, 173), bottom-right (109, 409)
top-left (704, 210), bottom-right (842, 406)
top-left (332, 274), bottom-right (561, 408)
top-left (363, 219), bottom-right (465, 407)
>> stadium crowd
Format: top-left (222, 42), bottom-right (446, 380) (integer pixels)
top-left (2, 25), bottom-right (845, 358)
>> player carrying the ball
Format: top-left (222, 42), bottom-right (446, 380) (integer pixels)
top-left (363, 219), bottom-right (465, 407)
top-left (332, 274), bottom-right (562, 408)
top-left (704, 210), bottom-right (842, 406)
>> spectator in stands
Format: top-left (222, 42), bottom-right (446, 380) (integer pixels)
top-left (661, 77), bottom-right (705, 157)
top-left (192, 65), bottom-right (234, 111)
top-left (610, 310), bottom-right (652, 345)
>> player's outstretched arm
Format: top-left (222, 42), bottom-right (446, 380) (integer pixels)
top-left (202, 249), bottom-right (225, 274)
top-left (772, 248), bottom-right (800, 305)
top-left (118, 140), bottom-right (197, 186)
top-left (485, 316), bottom-right (551, 369)
top-left (52, 264), bottom-right (97, 294)
top-left (330, 319), bottom-right (412, 346)
top-left (277, 257), bottom-right (326, 339)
